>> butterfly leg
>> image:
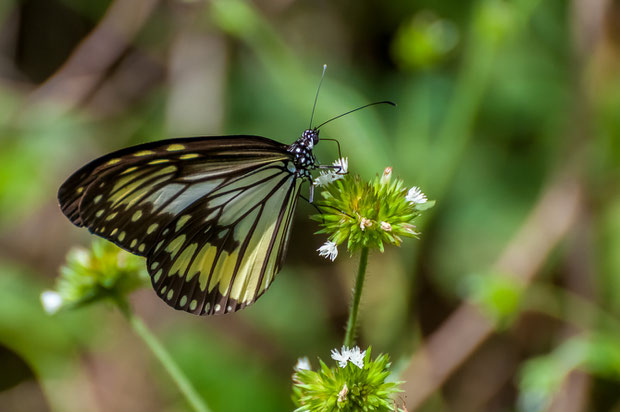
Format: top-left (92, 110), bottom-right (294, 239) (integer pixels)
top-left (320, 138), bottom-right (343, 163)
top-left (317, 164), bottom-right (346, 176)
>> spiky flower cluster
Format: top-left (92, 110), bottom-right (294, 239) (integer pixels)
top-left (41, 239), bottom-right (147, 313)
top-left (292, 347), bottom-right (402, 412)
top-left (312, 166), bottom-right (434, 258)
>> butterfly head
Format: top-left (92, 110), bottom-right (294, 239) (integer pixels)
top-left (301, 128), bottom-right (320, 148)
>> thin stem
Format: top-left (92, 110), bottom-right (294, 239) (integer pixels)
top-left (115, 299), bottom-right (211, 412)
top-left (344, 247), bottom-right (369, 347)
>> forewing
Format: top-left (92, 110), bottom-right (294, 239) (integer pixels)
top-left (58, 136), bottom-right (291, 256)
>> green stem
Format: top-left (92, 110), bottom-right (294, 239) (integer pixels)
top-left (344, 247), bottom-right (369, 347)
top-left (115, 299), bottom-right (211, 412)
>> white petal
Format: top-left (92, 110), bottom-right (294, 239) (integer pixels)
top-left (331, 346), bottom-right (349, 368)
top-left (40, 290), bottom-right (63, 314)
top-left (317, 241), bottom-right (338, 261)
top-left (333, 157), bottom-right (348, 174)
top-left (294, 357), bottom-right (311, 371)
top-left (313, 171), bottom-right (340, 187)
top-left (406, 186), bottom-right (427, 204)
top-left (348, 346), bottom-right (366, 369)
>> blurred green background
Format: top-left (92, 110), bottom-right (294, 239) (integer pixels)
top-left (1, 0), bottom-right (620, 411)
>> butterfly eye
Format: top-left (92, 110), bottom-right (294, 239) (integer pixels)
top-left (312, 130), bottom-right (320, 145)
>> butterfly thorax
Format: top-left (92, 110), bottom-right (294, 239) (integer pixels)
top-left (287, 128), bottom-right (318, 179)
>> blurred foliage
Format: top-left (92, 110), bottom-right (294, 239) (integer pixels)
top-left (1, 0), bottom-right (620, 410)
top-left (465, 271), bottom-right (525, 328)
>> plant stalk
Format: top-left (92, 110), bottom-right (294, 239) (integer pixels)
top-left (115, 299), bottom-right (210, 412)
top-left (344, 247), bottom-right (369, 347)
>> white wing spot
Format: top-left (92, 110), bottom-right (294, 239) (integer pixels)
top-left (214, 304), bottom-right (221, 312)
top-left (226, 305), bottom-right (232, 312)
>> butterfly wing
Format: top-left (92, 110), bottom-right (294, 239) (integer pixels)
top-left (58, 135), bottom-right (303, 315)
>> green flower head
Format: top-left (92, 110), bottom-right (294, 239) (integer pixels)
top-left (292, 346), bottom-right (403, 412)
top-left (312, 162), bottom-right (434, 258)
top-left (41, 239), bottom-right (147, 313)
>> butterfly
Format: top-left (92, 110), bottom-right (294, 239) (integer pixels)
top-left (58, 68), bottom-right (393, 315)
top-left (58, 132), bottom-right (321, 316)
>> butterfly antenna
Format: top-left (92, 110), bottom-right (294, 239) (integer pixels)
top-left (309, 64), bottom-right (328, 129)
top-left (316, 100), bottom-right (396, 129)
